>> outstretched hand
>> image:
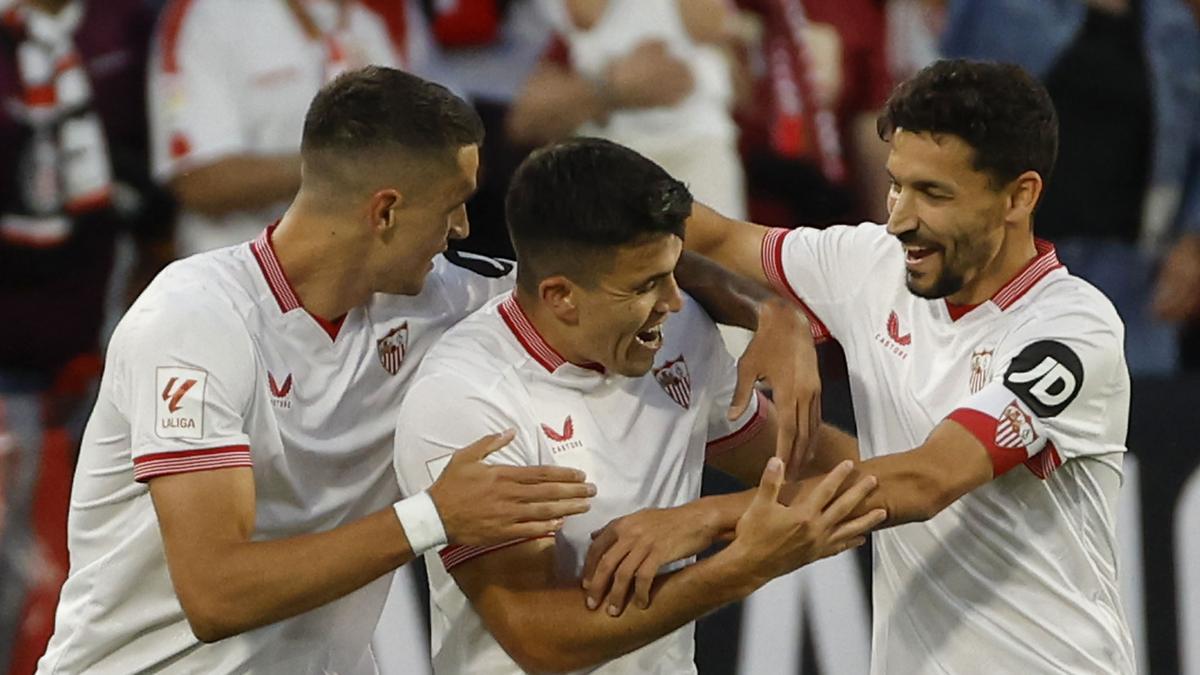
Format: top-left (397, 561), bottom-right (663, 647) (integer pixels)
top-left (428, 430), bottom-right (596, 546)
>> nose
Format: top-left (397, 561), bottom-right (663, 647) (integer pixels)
top-left (448, 205), bottom-right (470, 241)
top-left (659, 274), bottom-right (685, 314)
top-left (885, 187), bottom-right (918, 238)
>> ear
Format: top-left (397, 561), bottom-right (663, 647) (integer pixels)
top-left (1005, 170), bottom-right (1043, 225)
top-left (369, 189), bottom-right (404, 238)
top-left (539, 275), bottom-right (580, 326)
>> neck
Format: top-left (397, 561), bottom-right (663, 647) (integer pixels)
top-left (271, 199), bottom-right (372, 320)
top-left (947, 226), bottom-right (1038, 305)
top-left (513, 288), bottom-right (593, 368)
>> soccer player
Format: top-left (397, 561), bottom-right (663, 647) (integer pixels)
top-left (587, 59), bottom-right (1138, 673)
top-left (36, 67), bottom-right (597, 674)
top-left (393, 137), bottom-right (886, 674)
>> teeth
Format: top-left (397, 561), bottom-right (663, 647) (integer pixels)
top-left (635, 324), bottom-right (663, 348)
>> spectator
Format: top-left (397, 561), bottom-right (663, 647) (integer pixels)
top-left (734, 0), bottom-right (894, 226)
top-left (509, 0), bottom-right (748, 220)
top-left (0, 0), bottom-right (173, 671)
top-left (940, 0), bottom-right (1200, 375)
top-left (149, 0), bottom-right (402, 255)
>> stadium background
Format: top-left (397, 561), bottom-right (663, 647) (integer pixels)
top-left (2, 1), bottom-right (1199, 673)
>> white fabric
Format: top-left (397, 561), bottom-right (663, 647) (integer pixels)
top-left (37, 233), bottom-right (513, 674)
top-left (393, 490), bottom-right (448, 555)
top-left (762, 223), bottom-right (1136, 674)
top-left (393, 293), bottom-right (762, 675)
top-left (539, 0), bottom-right (744, 217)
top-left (147, 0), bottom-right (398, 255)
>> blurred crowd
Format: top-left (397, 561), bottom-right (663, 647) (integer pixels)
top-left (0, 0), bottom-right (1198, 672)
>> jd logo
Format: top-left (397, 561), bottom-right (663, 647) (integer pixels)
top-left (1004, 340), bottom-right (1084, 417)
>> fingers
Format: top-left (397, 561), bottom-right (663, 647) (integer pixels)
top-left (819, 536), bottom-right (867, 561)
top-left (818, 473), bottom-right (878, 526)
top-left (582, 525), bottom-right (617, 591)
top-left (796, 460), bottom-right (855, 512)
top-left (498, 519), bottom-right (567, 541)
top-left (454, 429), bottom-right (517, 463)
top-left (514, 499), bottom-right (591, 523)
top-left (727, 357), bottom-right (757, 421)
top-left (633, 553), bottom-right (659, 610)
top-left (775, 390), bottom-right (798, 462)
top-left (828, 508), bottom-right (888, 543)
top-left (753, 456), bottom-right (785, 508)
top-left (501, 478), bottom-right (596, 502)
top-left (504, 464), bottom-right (587, 485)
top-left (585, 539), bottom-right (633, 611)
top-left (603, 545), bottom-right (653, 617)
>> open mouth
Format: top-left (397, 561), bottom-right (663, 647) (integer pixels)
top-left (634, 324), bottom-right (664, 350)
top-left (905, 245), bottom-right (941, 269)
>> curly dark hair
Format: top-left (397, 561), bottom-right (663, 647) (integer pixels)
top-left (878, 59), bottom-right (1058, 189)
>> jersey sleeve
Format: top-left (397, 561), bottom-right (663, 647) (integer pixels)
top-left (760, 223), bottom-right (893, 342)
top-left (112, 286), bottom-right (256, 482)
top-left (945, 301), bottom-right (1128, 478)
top-left (683, 302), bottom-right (766, 459)
top-left (434, 250), bottom-right (517, 321)
top-left (393, 368), bottom-right (541, 570)
top-left (149, 0), bottom-right (247, 182)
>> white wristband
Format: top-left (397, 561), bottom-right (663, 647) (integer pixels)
top-left (393, 491), bottom-right (448, 556)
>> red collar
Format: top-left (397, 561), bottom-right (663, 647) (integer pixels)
top-left (497, 293), bottom-right (604, 374)
top-left (250, 225), bottom-right (344, 339)
top-left (945, 239), bottom-right (1063, 321)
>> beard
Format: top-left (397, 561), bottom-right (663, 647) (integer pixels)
top-left (906, 265), bottom-right (966, 299)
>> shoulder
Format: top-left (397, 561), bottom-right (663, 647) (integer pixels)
top-left (115, 251), bottom-right (252, 352)
top-left (414, 300), bottom-right (520, 390)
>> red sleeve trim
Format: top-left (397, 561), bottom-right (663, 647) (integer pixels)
top-left (439, 534), bottom-right (554, 571)
top-left (706, 391), bottom-right (769, 459)
top-left (760, 228), bottom-right (831, 344)
top-left (945, 409), bottom-right (1026, 478)
top-left (133, 444), bottom-right (252, 483)
top-left (1024, 442), bottom-right (1063, 480)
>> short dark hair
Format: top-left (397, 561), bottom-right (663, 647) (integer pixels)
top-left (506, 138), bottom-right (693, 292)
top-left (878, 59), bottom-right (1058, 189)
top-left (301, 66), bottom-right (484, 184)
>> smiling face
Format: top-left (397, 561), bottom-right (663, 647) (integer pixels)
top-left (373, 144), bottom-right (479, 295)
top-left (565, 233), bottom-right (685, 377)
top-left (884, 129), bottom-right (1011, 301)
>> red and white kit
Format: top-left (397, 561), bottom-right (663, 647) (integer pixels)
top-left (762, 222), bottom-right (1136, 674)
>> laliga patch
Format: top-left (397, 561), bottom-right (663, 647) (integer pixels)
top-left (156, 367), bottom-right (207, 439)
top-left (1003, 340), bottom-right (1084, 418)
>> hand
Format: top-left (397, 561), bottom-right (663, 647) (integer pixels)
top-left (1153, 234), bottom-right (1200, 322)
top-left (727, 458), bottom-right (885, 586)
top-left (604, 40), bottom-right (695, 109)
top-left (730, 298), bottom-right (822, 478)
top-left (428, 430), bottom-right (596, 547)
top-left (580, 500), bottom-right (726, 616)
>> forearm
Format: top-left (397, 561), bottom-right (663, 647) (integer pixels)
top-left (170, 154), bottom-right (302, 217)
top-left (169, 508), bottom-right (413, 642)
top-left (485, 548), bottom-right (757, 671)
top-left (675, 251), bottom-right (775, 330)
top-left (793, 423), bottom-right (861, 479)
top-left (507, 65), bottom-right (608, 145)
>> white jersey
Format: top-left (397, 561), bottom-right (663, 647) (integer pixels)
top-left (761, 224), bottom-right (1136, 673)
top-left (37, 229), bottom-right (513, 675)
top-left (393, 293), bottom-right (764, 675)
top-left (148, 0), bottom-right (399, 255)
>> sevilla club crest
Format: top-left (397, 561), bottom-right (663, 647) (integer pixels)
top-left (653, 356), bottom-right (691, 409)
top-left (377, 322), bottom-right (409, 375)
top-left (969, 348), bottom-right (993, 394)
top-left (995, 400), bottom-right (1038, 449)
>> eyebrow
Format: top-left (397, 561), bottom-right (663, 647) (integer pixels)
top-left (887, 170), bottom-right (955, 194)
